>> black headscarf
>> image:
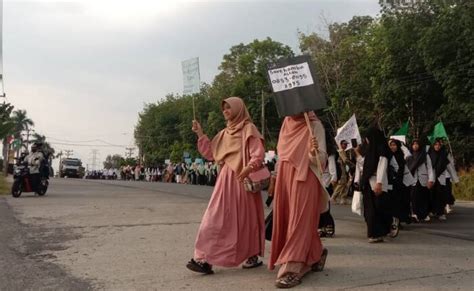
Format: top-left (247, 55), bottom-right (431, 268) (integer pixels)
top-left (428, 140), bottom-right (449, 178)
top-left (406, 139), bottom-right (427, 175)
top-left (361, 127), bottom-right (390, 185)
top-left (388, 139), bottom-right (405, 180)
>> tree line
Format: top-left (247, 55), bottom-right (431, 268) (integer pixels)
top-left (135, 0), bottom-right (472, 168)
top-left (0, 103), bottom-right (55, 172)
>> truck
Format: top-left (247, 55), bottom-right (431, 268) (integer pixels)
top-left (59, 158), bottom-right (85, 178)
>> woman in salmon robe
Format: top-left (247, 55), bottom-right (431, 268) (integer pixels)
top-left (269, 112), bottom-right (330, 288)
top-left (186, 97), bottom-right (266, 274)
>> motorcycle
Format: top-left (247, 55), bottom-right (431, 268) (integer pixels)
top-left (11, 157), bottom-right (49, 198)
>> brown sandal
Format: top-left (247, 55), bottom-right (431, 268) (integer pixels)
top-left (275, 273), bottom-right (301, 289)
top-left (242, 255), bottom-right (263, 269)
top-left (312, 248), bottom-right (328, 272)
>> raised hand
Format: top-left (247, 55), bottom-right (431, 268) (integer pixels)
top-left (192, 120), bottom-right (204, 137)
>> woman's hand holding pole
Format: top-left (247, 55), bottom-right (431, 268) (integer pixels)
top-left (192, 120), bottom-right (204, 138)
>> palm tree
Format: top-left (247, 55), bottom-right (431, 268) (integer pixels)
top-left (0, 102), bottom-right (16, 175)
top-left (11, 109), bottom-right (34, 154)
top-left (30, 133), bottom-right (55, 157)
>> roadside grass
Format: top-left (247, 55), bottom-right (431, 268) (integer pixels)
top-left (0, 173), bottom-right (10, 196)
top-left (453, 169), bottom-right (474, 201)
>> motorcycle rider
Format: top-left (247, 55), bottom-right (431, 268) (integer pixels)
top-left (25, 143), bottom-right (44, 190)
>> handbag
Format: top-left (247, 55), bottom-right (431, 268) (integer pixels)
top-left (242, 136), bottom-right (271, 193)
top-left (351, 190), bottom-right (363, 216)
top-left (243, 165), bottom-right (271, 193)
top-left (265, 210), bottom-right (273, 241)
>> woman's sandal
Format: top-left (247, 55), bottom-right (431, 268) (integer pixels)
top-left (325, 225), bottom-right (335, 237)
top-left (311, 248), bottom-right (328, 272)
top-left (318, 228), bottom-right (327, 237)
top-left (186, 258), bottom-right (214, 274)
top-left (242, 255), bottom-right (263, 269)
top-left (275, 272), bottom-right (301, 289)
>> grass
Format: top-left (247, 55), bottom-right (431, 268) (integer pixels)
top-left (0, 173), bottom-right (10, 196)
top-left (453, 169), bottom-right (474, 201)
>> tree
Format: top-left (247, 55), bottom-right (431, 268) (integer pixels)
top-left (103, 154), bottom-right (126, 169)
top-left (30, 133), bottom-right (55, 158)
top-left (0, 102), bottom-right (15, 174)
top-left (11, 109), bottom-right (34, 154)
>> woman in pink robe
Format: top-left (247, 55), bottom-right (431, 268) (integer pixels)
top-left (186, 97), bottom-right (265, 274)
top-left (269, 112), bottom-right (330, 288)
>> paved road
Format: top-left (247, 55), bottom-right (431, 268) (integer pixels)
top-left (1, 178), bottom-right (473, 290)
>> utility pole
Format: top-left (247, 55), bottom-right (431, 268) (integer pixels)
top-left (64, 149), bottom-right (73, 158)
top-left (125, 147), bottom-right (135, 159)
top-left (90, 149), bottom-right (99, 170)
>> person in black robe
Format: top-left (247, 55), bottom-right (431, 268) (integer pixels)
top-left (428, 139), bottom-right (450, 219)
top-left (388, 139), bottom-right (412, 224)
top-left (360, 127), bottom-right (393, 243)
top-left (407, 138), bottom-right (433, 221)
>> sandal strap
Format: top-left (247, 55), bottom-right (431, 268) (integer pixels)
top-left (279, 273), bottom-right (300, 284)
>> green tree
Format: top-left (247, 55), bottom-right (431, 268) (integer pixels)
top-left (1, 102), bottom-right (15, 174)
top-left (103, 154), bottom-right (126, 169)
top-left (11, 109), bottom-right (34, 154)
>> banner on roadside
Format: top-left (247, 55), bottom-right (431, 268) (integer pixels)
top-left (267, 55), bottom-right (326, 117)
top-left (182, 57), bottom-right (200, 95)
top-left (334, 114), bottom-right (362, 151)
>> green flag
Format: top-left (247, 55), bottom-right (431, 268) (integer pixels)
top-left (394, 121), bottom-right (409, 136)
top-left (428, 122), bottom-right (448, 144)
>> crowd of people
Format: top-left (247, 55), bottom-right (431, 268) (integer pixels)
top-left (87, 96), bottom-right (459, 289)
top-left (178, 96), bottom-right (460, 288)
top-left (86, 161), bottom-right (264, 187)
top-left (317, 131), bottom-right (459, 241)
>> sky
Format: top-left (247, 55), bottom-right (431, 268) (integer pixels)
top-left (2, 0), bottom-right (380, 171)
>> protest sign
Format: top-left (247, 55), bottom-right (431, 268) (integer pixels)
top-left (267, 55), bottom-right (326, 117)
top-left (335, 114), bottom-right (362, 151)
top-left (182, 57), bottom-right (200, 95)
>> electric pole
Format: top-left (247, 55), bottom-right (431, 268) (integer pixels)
top-left (125, 147), bottom-right (135, 159)
top-left (90, 149), bottom-right (99, 170)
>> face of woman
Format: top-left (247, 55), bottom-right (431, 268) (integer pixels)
top-left (222, 102), bottom-right (232, 121)
top-left (389, 141), bottom-right (398, 153)
top-left (434, 142), bottom-right (441, 151)
top-left (412, 142), bottom-right (420, 152)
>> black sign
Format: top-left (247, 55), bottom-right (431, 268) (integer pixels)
top-left (267, 55), bottom-right (326, 117)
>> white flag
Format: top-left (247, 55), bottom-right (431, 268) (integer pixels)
top-left (334, 114), bottom-right (362, 151)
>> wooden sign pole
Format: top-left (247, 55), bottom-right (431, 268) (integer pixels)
top-left (304, 112), bottom-right (323, 174)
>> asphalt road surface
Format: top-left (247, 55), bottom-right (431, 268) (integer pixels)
top-left (1, 178), bottom-right (473, 290)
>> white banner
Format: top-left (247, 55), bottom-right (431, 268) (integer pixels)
top-left (335, 114), bottom-right (362, 151)
top-left (182, 57), bottom-right (200, 95)
top-left (268, 62), bottom-right (314, 93)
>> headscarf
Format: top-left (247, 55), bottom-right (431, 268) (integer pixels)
top-left (388, 139), bottom-right (405, 180)
top-left (428, 139), bottom-right (449, 178)
top-left (361, 127), bottom-right (390, 185)
top-left (277, 111), bottom-right (318, 181)
top-left (211, 97), bottom-right (263, 174)
top-left (406, 139), bottom-right (427, 175)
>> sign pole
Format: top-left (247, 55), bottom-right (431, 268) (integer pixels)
top-left (304, 112), bottom-right (323, 174)
top-left (192, 95), bottom-right (196, 121)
